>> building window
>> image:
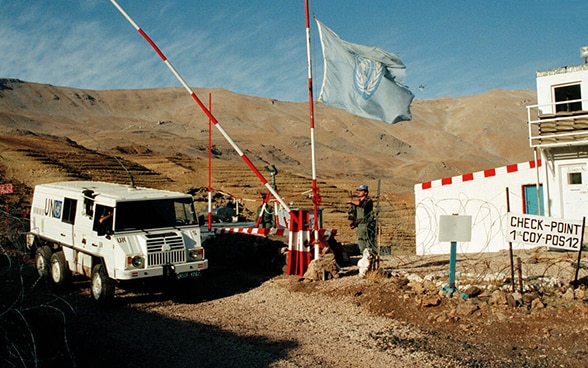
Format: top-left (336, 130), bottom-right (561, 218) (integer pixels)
top-left (554, 84), bottom-right (582, 113)
top-left (568, 172), bottom-right (582, 185)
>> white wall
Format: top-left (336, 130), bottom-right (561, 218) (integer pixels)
top-left (415, 160), bottom-right (544, 255)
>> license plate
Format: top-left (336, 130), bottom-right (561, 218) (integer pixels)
top-left (176, 271), bottom-right (201, 279)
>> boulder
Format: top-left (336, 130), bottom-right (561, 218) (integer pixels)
top-left (303, 253), bottom-right (339, 281)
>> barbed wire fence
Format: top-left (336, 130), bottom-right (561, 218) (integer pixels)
top-left (375, 192), bottom-right (588, 295)
top-left (0, 208), bottom-right (77, 368)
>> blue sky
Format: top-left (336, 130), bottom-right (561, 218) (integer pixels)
top-left (1, 1), bottom-right (586, 102)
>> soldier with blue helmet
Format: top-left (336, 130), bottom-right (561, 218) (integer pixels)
top-left (347, 184), bottom-right (376, 254)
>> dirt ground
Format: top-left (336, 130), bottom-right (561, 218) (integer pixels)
top-left (2, 235), bottom-right (587, 368)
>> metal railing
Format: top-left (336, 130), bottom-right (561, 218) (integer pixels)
top-left (527, 98), bottom-right (588, 148)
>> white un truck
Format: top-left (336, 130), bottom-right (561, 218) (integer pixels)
top-left (27, 181), bottom-right (208, 303)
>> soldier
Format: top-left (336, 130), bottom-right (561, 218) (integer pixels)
top-left (347, 184), bottom-right (376, 254)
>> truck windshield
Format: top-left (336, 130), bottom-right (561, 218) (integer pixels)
top-left (114, 198), bottom-right (197, 232)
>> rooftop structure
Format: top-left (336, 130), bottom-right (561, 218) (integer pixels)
top-left (528, 62), bottom-right (588, 149)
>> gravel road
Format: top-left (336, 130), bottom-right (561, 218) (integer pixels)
top-left (70, 273), bottom-right (463, 368)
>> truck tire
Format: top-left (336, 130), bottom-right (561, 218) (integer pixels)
top-left (35, 246), bottom-right (52, 278)
top-left (91, 263), bottom-right (115, 303)
top-left (50, 251), bottom-right (72, 286)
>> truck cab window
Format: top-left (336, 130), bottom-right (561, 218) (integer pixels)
top-left (94, 205), bottom-right (114, 236)
top-left (115, 198), bottom-right (197, 231)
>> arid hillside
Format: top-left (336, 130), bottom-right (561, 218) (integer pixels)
top-left (0, 78), bottom-right (536, 243)
top-left (0, 78), bottom-right (535, 188)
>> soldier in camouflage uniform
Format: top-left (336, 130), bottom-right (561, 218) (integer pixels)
top-left (347, 185), bottom-right (376, 254)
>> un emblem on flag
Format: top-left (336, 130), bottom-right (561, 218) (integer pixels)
top-left (353, 55), bottom-right (383, 100)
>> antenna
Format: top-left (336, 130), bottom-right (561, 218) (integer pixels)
top-left (113, 156), bottom-right (136, 189)
top-left (580, 46), bottom-right (588, 64)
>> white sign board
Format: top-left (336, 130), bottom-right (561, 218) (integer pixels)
top-left (439, 215), bottom-right (472, 242)
top-left (507, 213), bottom-right (583, 251)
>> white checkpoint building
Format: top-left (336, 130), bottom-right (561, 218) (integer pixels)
top-left (415, 50), bottom-right (588, 255)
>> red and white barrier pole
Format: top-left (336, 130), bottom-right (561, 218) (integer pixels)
top-left (304, 0), bottom-right (321, 259)
top-left (207, 92), bottom-right (213, 232)
top-left (110, 0), bottom-right (290, 214)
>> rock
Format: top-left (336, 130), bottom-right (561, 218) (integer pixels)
top-left (409, 281), bottom-right (426, 294)
top-left (462, 286), bottom-right (482, 298)
top-left (522, 292), bottom-right (540, 305)
top-left (303, 253), bottom-right (339, 281)
top-left (406, 273), bottom-right (423, 283)
top-left (421, 296), bottom-right (442, 307)
top-left (562, 288), bottom-right (575, 301)
top-left (490, 290), bottom-right (508, 305)
top-left (455, 301), bottom-right (479, 316)
top-left (435, 314), bottom-right (448, 323)
top-left (506, 294), bottom-right (517, 308)
top-left (575, 302), bottom-right (588, 314)
top-left (393, 276), bottom-right (409, 289)
top-left (531, 298), bottom-right (545, 310)
top-left (495, 312), bottom-right (509, 321)
top-left (510, 292), bottom-right (523, 307)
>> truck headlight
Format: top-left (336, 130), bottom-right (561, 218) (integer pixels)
top-left (188, 248), bottom-right (204, 261)
top-left (130, 255), bottom-right (144, 268)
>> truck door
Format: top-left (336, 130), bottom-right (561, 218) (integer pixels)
top-left (59, 197), bottom-right (77, 245)
top-left (74, 190), bottom-right (98, 248)
top-left (94, 205), bottom-right (114, 236)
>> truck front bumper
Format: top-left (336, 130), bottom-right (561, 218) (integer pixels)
top-left (115, 259), bottom-right (208, 280)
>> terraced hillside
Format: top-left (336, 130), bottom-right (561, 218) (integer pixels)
top-left (0, 133), bottom-right (170, 189)
top-left (127, 153), bottom-right (414, 248)
top-left (0, 130), bottom-right (413, 248)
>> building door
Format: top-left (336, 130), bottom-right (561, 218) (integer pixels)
top-left (559, 163), bottom-right (588, 220)
top-left (523, 184), bottom-right (544, 215)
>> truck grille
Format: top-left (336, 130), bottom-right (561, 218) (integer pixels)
top-left (145, 233), bottom-right (186, 266)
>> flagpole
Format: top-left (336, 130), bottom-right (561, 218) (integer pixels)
top-left (207, 92), bottom-right (213, 232)
top-left (110, 0), bottom-right (290, 214)
top-left (305, 0), bottom-right (321, 259)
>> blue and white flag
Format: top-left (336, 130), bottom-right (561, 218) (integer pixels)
top-left (316, 20), bottom-right (414, 124)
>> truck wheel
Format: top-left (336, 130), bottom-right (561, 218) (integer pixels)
top-left (35, 246), bottom-right (52, 278)
top-left (50, 251), bottom-right (72, 286)
top-left (90, 264), bottom-right (115, 303)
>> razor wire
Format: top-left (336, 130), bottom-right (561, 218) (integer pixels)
top-left (384, 191), bottom-right (588, 293)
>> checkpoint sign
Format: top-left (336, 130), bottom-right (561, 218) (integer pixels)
top-left (507, 213), bottom-right (583, 251)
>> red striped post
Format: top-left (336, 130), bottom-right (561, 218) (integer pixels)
top-left (305, 0), bottom-right (321, 259)
top-left (207, 92), bottom-right (213, 232)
